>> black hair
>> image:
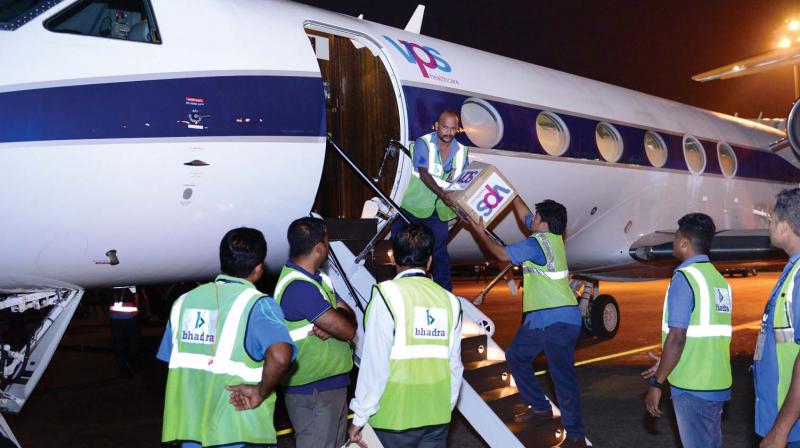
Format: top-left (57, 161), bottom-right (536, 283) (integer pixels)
top-left (775, 188), bottom-right (800, 237)
top-left (219, 227), bottom-right (267, 278)
top-left (535, 199), bottom-right (568, 235)
top-left (392, 223), bottom-right (434, 268)
top-left (677, 213), bottom-right (716, 254)
top-left (287, 217), bottom-right (328, 258)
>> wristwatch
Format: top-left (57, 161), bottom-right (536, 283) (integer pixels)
top-left (648, 376), bottom-right (664, 390)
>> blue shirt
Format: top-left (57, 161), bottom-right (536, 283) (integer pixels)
top-left (413, 132), bottom-right (462, 175)
top-left (506, 214), bottom-right (581, 329)
top-left (664, 255), bottom-right (731, 401)
top-left (278, 262), bottom-right (351, 394)
top-left (754, 252), bottom-right (800, 439)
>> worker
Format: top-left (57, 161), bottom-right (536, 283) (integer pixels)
top-left (348, 223), bottom-right (463, 448)
top-left (754, 188), bottom-right (800, 448)
top-left (158, 227), bottom-right (294, 448)
top-left (465, 196), bottom-right (587, 447)
top-left (642, 213), bottom-right (731, 448)
top-left (392, 109), bottom-right (469, 291)
top-left (275, 217), bottom-right (356, 448)
top-left (108, 286), bottom-right (146, 379)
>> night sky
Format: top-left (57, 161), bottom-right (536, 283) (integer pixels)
top-left (296, 0), bottom-right (800, 119)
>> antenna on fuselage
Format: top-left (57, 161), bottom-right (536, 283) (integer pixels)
top-left (404, 5), bottom-right (425, 34)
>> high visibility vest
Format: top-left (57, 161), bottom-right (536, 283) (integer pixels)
top-left (274, 266), bottom-right (353, 386)
top-left (162, 277), bottom-right (277, 446)
top-left (770, 261), bottom-right (800, 408)
top-left (368, 274), bottom-right (461, 431)
top-left (109, 298), bottom-right (138, 318)
top-left (661, 262), bottom-right (732, 391)
top-left (401, 133), bottom-right (468, 221)
top-left (521, 232), bottom-right (576, 312)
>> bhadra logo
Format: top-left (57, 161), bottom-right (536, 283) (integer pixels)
top-left (383, 35), bottom-right (452, 79)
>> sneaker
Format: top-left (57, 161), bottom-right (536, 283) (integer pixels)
top-left (513, 407), bottom-right (554, 423)
top-left (560, 437), bottom-right (587, 447)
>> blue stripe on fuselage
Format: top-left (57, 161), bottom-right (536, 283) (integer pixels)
top-left (403, 85), bottom-right (800, 183)
top-left (0, 75), bottom-right (325, 143)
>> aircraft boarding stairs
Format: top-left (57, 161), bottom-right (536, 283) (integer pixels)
top-left (323, 233), bottom-right (568, 447)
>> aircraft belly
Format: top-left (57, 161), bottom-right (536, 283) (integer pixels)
top-left (447, 150), bottom-right (783, 279)
top-left (0, 139), bottom-right (324, 292)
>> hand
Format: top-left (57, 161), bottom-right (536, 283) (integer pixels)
top-left (311, 325), bottom-right (331, 340)
top-left (347, 423), bottom-right (368, 448)
top-left (760, 428), bottom-right (789, 448)
top-left (226, 384), bottom-right (266, 411)
top-left (645, 387), bottom-right (662, 418)
top-left (641, 352), bottom-right (661, 379)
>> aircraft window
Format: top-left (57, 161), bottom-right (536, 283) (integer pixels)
top-left (595, 122), bottom-right (623, 162)
top-left (1, 0), bottom-right (62, 31)
top-left (717, 142), bottom-right (737, 178)
top-left (644, 131), bottom-right (668, 168)
top-left (44, 0), bottom-right (161, 44)
top-left (683, 136), bottom-right (706, 174)
top-left (536, 112), bottom-right (570, 156)
top-left (460, 98), bottom-right (504, 149)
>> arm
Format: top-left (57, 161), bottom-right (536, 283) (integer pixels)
top-left (511, 196), bottom-right (533, 226)
top-left (644, 328), bottom-right (686, 417)
top-left (313, 306), bottom-right (356, 341)
top-left (227, 342), bottom-right (293, 410)
top-left (464, 219), bottom-right (510, 263)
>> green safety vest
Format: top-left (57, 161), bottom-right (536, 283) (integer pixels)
top-left (401, 133), bottom-right (468, 221)
top-left (162, 276), bottom-right (277, 446)
top-left (661, 262), bottom-right (732, 391)
top-left (771, 262), bottom-right (800, 408)
top-left (274, 266), bottom-right (353, 387)
top-left (368, 273), bottom-right (462, 431)
top-left (522, 232), bottom-right (576, 312)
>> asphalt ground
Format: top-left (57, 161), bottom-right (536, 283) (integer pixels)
top-left (3, 273), bottom-right (776, 447)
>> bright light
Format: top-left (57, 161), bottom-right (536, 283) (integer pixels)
top-left (790, 20), bottom-right (800, 31)
top-left (779, 37), bottom-right (792, 48)
top-left (732, 65), bottom-right (744, 72)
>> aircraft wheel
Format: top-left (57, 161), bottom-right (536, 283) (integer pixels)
top-left (589, 294), bottom-right (620, 339)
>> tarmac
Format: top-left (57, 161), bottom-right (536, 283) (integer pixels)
top-left (3, 273), bottom-right (774, 447)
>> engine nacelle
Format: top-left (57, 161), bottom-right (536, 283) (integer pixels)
top-left (787, 98), bottom-right (800, 160)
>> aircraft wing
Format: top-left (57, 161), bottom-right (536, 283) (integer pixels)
top-left (630, 229), bottom-right (786, 264)
top-left (692, 47), bottom-right (800, 82)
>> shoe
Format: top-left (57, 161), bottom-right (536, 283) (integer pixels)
top-left (560, 437), bottom-right (587, 447)
top-left (513, 407), bottom-right (554, 423)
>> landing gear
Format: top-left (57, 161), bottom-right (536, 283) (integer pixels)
top-left (573, 279), bottom-right (620, 339)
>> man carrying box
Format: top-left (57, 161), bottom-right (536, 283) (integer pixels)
top-left (465, 197), bottom-right (587, 448)
top-left (392, 109), bottom-right (468, 291)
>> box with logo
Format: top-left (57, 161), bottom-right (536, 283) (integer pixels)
top-left (446, 161), bottom-right (518, 226)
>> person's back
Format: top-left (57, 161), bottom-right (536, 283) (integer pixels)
top-left (349, 223), bottom-right (463, 448)
top-left (158, 227), bottom-right (294, 448)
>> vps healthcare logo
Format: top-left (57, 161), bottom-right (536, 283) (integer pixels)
top-left (383, 36), bottom-right (459, 85)
top-left (456, 170), bottom-right (513, 219)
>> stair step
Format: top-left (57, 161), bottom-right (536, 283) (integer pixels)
top-left (513, 419), bottom-right (566, 446)
top-left (485, 390), bottom-right (529, 423)
top-left (462, 359), bottom-right (511, 394)
top-left (460, 334), bottom-right (488, 364)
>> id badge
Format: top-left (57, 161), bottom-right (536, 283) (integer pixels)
top-left (754, 330), bottom-right (766, 361)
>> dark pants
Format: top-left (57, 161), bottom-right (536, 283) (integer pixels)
top-left (374, 424), bottom-right (448, 448)
top-left (391, 213), bottom-right (452, 291)
top-left (284, 388), bottom-right (348, 448)
top-left (110, 317), bottom-right (140, 378)
top-left (506, 322), bottom-right (584, 440)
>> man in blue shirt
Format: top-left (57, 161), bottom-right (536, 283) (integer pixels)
top-left (754, 188), bottom-right (800, 448)
top-left (275, 217), bottom-right (356, 448)
top-left (642, 213), bottom-right (732, 448)
top-left (466, 197), bottom-right (586, 448)
top-left (158, 227), bottom-right (295, 448)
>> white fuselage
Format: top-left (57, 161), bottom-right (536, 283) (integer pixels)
top-left (0, 0), bottom-right (794, 293)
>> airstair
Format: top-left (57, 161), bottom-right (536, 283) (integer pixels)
top-left (321, 138), bottom-right (572, 447)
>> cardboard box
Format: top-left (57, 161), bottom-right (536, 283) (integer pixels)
top-left (446, 161), bottom-right (518, 226)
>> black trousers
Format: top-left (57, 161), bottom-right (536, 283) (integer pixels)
top-left (110, 317), bottom-right (140, 377)
top-left (374, 424), bottom-right (449, 448)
